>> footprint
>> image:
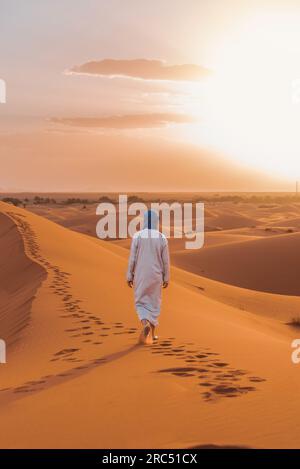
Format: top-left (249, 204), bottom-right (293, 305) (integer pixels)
top-left (249, 376), bottom-right (266, 383)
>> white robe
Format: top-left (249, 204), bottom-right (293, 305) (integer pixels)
top-left (127, 228), bottom-right (170, 326)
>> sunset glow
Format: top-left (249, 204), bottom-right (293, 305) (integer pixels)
top-left (2, 0), bottom-right (300, 190)
top-left (177, 8), bottom-right (300, 180)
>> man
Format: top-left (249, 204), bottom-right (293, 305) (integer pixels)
top-left (127, 209), bottom-right (170, 344)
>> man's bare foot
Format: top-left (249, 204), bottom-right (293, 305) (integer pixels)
top-left (150, 324), bottom-right (158, 341)
top-left (139, 320), bottom-right (152, 345)
top-left (143, 321), bottom-right (151, 338)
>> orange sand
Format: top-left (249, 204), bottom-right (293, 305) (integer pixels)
top-left (0, 201), bottom-right (300, 449)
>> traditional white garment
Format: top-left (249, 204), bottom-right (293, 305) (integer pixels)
top-left (127, 210), bottom-right (170, 326)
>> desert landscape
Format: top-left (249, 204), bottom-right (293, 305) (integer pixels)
top-left (2, 0), bottom-right (300, 453)
top-left (1, 193), bottom-right (300, 448)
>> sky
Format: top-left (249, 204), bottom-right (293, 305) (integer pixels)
top-left (1, 0), bottom-right (300, 191)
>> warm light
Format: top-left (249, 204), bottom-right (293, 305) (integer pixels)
top-left (179, 9), bottom-right (300, 180)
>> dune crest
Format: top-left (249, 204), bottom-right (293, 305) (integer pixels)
top-left (173, 231), bottom-right (300, 295)
top-left (0, 212), bottom-right (46, 345)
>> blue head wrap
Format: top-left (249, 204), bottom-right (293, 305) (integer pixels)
top-left (143, 209), bottom-right (159, 230)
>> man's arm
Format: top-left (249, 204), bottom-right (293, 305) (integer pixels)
top-left (162, 236), bottom-right (170, 288)
top-left (126, 235), bottom-right (138, 287)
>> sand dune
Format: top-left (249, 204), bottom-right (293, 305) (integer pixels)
top-left (0, 202), bottom-right (300, 448)
top-left (112, 231), bottom-right (260, 254)
top-left (0, 212), bottom-right (46, 345)
top-left (268, 217), bottom-right (300, 228)
top-left (205, 211), bottom-right (257, 231)
top-left (29, 203), bottom-right (221, 239)
top-left (173, 231), bottom-right (300, 295)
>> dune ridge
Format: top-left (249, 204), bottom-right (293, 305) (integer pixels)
top-left (173, 231), bottom-right (300, 295)
top-left (0, 212), bottom-right (46, 345)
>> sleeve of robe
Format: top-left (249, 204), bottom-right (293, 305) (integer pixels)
top-left (162, 236), bottom-right (170, 283)
top-left (126, 234), bottom-right (139, 282)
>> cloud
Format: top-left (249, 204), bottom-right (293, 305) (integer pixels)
top-left (51, 113), bottom-right (197, 129)
top-left (69, 59), bottom-right (210, 82)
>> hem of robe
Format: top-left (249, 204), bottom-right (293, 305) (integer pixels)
top-left (135, 304), bottom-right (160, 326)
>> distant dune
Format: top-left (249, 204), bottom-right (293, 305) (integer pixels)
top-left (268, 217), bottom-right (300, 228)
top-left (205, 211), bottom-right (257, 230)
top-left (173, 231), bottom-right (300, 295)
